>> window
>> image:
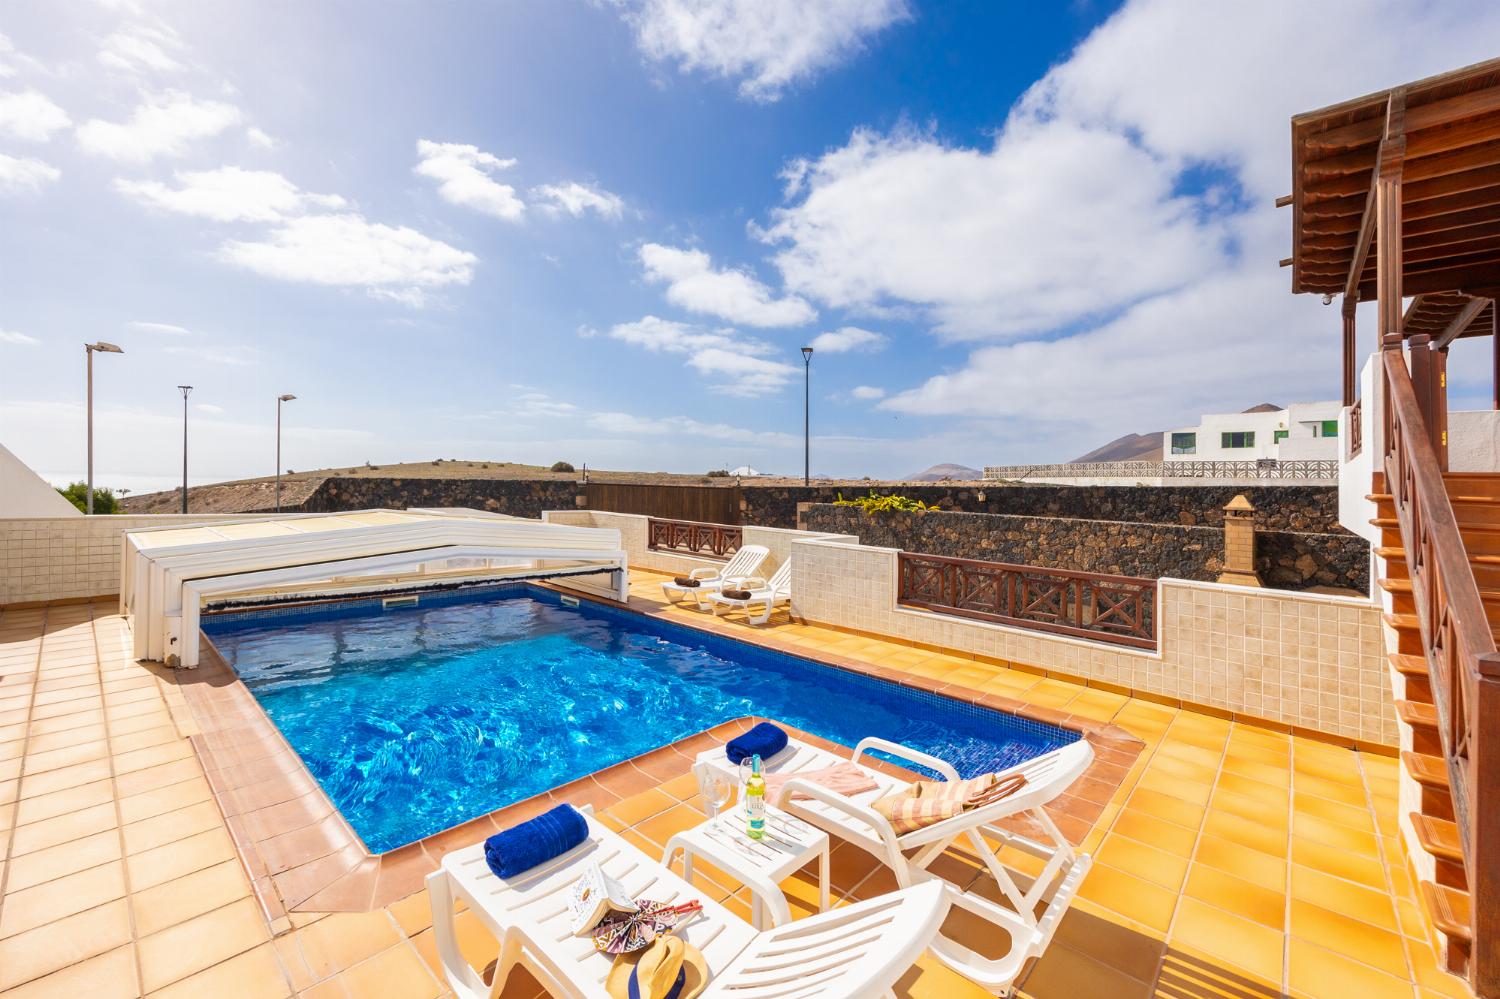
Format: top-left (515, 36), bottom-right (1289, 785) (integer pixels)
top-left (1273, 429), bottom-right (1288, 443)
top-left (1171, 432), bottom-right (1197, 454)
top-left (1321, 419), bottom-right (1338, 438)
top-left (1221, 431), bottom-right (1255, 449)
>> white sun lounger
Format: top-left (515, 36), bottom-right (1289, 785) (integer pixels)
top-left (426, 805), bottom-right (951, 999)
top-left (706, 560), bottom-right (792, 625)
top-left (660, 545), bottom-right (770, 608)
top-left (695, 736), bottom-right (1094, 995)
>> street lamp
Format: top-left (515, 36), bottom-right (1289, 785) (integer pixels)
top-left (276, 394), bottom-right (296, 512)
top-left (177, 386), bottom-right (192, 514)
top-left (801, 347), bottom-right (814, 487)
top-left (84, 341), bottom-right (124, 514)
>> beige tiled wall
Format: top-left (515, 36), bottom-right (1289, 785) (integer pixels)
top-left (790, 538), bottom-right (1395, 746)
top-left (0, 514), bottom-right (290, 606)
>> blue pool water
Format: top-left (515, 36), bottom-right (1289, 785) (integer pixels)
top-left (203, 584), bottom-right (1078, 853)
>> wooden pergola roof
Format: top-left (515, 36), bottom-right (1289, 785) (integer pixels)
top-left (1403, 291), bottom-right (1496, 345)
top-left (1286, 57), bottom-right (1500, 311)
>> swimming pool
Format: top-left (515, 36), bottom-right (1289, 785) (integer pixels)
top-left (203, 583), bottom-right (1079, 853)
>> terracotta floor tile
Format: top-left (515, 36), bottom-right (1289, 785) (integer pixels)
top-left (137, 897), bottom-right (271, 993)
top-left (1095, 835), bottom-right (1190, 891)
top-left (1289, 836), bottom-right (1387, 891)
top-left (1076, 863), bottom-right (1178, 933)
top-left (0, 943), bottom-right (138, 999)
top-left (1287, 898), bottom-right (1409, 978)
top-left (603, 787), bottom-right (678, 826)
top-left (388, 888), bottom-right (435, 937)
top-left (1153, 945), bottom-right (1281, 999)
top-left (1288, 863), bottom-right (1399, 934)
top-left (1168, 897), bottom-right (1284, 984)
top-left (131, 858), bottom-right (254, 936)
top-left (1181, 863), bottom-right (1285, 930)
top-left (127, 825), bottom-right (238, 890)
top-left (1192, 833), bottom-right (1287, 893)
top-left (1200, 809), bottom-right (1286, 859)
top-left (122, 799), bottom-right (225, 854)
top-left (1109, 809), bottom-right (1198, 857)
top-left (1287, 937), bottom-right (1413, 999)
top-left (0, 899), bottom-right (133, 992)
top-left (16, 758), bottom-right (111, 799)
top-left (632, 802), bottom-right (708, 848)
top-left (3, 828), bottom-right (121, 893)
top-left (1018, 941), bottom-right (1155, 999)
top-left (144, 942), bottom-right (291, 999)
top-left (1123, 786), bottom-right (1205, 829)
top-left (7, 800), bottom-right (117, 855)
top-left (296, 909), bottom-right (404, 981)
top-left (339, 942), bottom-right (444, 999)
top-left (118, 774), bottom-right (214, 824)
top-left (1293, 811), bottom-right (1382, 857)
top-left (0, 859), bottom-right (128, 939)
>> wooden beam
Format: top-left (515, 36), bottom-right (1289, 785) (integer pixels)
top-left (1343, 296), bottom-right (1358, 407)
top-left (1377, 91), bottom-right (1408, 347)
top-left (1435, 296), bottom-right (1490, 349)
top-left (1346, 174), bottom-right (1380, 300)
top-left (1304, 81), bottom-right (1500, 152)
top-left (1275, 194), bottom-right (1293, 208)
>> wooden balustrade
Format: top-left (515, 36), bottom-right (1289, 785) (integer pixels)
top-left (646, 518), bottom-right (743, 561)
top-left (1382, 348), bottom-right (1500, 989)
top-left (897, 551), bottom-right (1158, 650)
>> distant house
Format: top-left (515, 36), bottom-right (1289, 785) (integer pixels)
top-left (729, 465), bottom-right (771, 477)
top-left (1163, 402), bottom-right (1342, 463)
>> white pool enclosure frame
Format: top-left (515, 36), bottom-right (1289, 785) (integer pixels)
top-left (121, 509), bottom-right (629, 668)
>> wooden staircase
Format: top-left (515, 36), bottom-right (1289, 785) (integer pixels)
top-left (1371, 469), bottom-right (1500, 976)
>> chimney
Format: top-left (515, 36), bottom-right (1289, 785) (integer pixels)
top-left (1217, 493), bottom-right (1262, 587)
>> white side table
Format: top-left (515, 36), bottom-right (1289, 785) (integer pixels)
top-left (661, 805), bottom-right (831, 929)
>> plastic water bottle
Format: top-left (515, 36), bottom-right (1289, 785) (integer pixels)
top-left (745, 754), bottom-right (766, 840)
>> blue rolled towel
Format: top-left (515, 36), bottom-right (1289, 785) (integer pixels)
top-left (726, 722), bottom-right (788, 765)
top-left (484, 804), bottom-right (588, 879)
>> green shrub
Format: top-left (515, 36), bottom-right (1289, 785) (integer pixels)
top-left (56, 481), bottom-right (120, 514)
top-left (550, 461), bottom-right (575, 473)
top-left (833, 491), bottom-right (935, 514)
top-left (706, 469), bottom-right (729, 477)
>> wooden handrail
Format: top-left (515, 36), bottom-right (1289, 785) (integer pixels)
top-left (646, 517), bottom-right (742, 561)
top-left (897, 551), bottom-right (1158, 650)
top-left (1382, 347), bottom-right (1500, 991)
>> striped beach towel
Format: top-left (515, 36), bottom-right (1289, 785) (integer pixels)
top-left (871, 772), bottom-right (1028, 835)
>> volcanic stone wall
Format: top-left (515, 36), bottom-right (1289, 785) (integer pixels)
top-left (802, 505), bottom-right (1368, 593)
top-left (295, 477), bottom-right (579, 519)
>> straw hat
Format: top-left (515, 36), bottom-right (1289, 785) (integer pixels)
top-left (605, 935), bottom-right (709, 999)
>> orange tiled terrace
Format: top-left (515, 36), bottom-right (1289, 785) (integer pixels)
top-left (0, 570), bottom-right (1457, 999)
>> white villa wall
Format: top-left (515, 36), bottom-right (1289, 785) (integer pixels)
top-left (0, 514), bottom-right (291, 606)
top-left (1449, 410), bottom-right (1500, 472)
top-left (1165, 401), bottom-right (1342, 463)
top-left (1339, 354), bottom-right (1382, 547)
top-left (1, 444), bottom-right (80, 517)
top-left (789, 538), bottom-right (1394, 745)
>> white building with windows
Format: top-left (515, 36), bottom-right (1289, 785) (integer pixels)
top-left (1164, 402), bottom-right (1343, 463)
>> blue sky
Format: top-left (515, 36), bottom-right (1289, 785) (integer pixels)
top-left (3, 0), bottom-right (1499, 494)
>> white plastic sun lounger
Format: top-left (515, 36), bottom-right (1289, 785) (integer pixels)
top-left (660, 545), bottom-right (770, 608)
top-left (695, 737), bottom-right (1094, 996)
top-left (706, 560), bottom-right (792, 625)
top-left (426, 806), bottom-right (951, 999)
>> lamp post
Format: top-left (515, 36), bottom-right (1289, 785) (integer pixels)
top-left (801, 346), bottom-right (813, 487)
top-left (276, 394), bottom-right (296, 512)
top-left (177, 386), bottom-right (192, 514)
top-left (84, 341), bottom-right (124, 514)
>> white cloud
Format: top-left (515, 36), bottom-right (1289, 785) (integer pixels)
top-left (614, 0), bottom-right (909, 101)
top-left (0, 153), bottom-right (59, 195)
top-left (0, 329), bottom-right (39, 345)
top-left (850, 385), bottom-right (884, 400)
top-left (98, 22), bottom-right (184, 74)
top-left (164, 343), bottom-right (260, 366)
top-left (126, 321), bottom-right (193, 335)
top-left (533, 181), bottom-right (624, 219)
top-left (809, 325), bottom-right (885, 353)
top-left (194, 403), bottom-right (225, 414)
top-left (0, 90), bottom-right (71, 141)
top-left (245, 126), bottom-right (276, 150)
top-left (607, 314), bottom-right (797, 396)
top-left (115, 167), bottom-right (346, 222)
top-left (589, 410), bottom-right (796, 445)
top-left (760, 122), bottom-right (1228, 340)
top-left (217, 213), bottom-right (478, 307)
top-left (639, 243), bottom-right (814, 328)
top-left (76, 91), bottom-right (241, 162)
top-left (413, 140), bottom-right (524, 221)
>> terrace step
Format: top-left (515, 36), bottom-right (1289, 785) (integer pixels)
top-left (1384, 611), bottom-right (1421, 633)
top-left (1378, 547), bottom-right (1500, 588)
top-left (1397, 699), bottom-right (1439, 731)
top-left (1403, 751), bottom-right (1451, 791)
top-left (1379, 580), bottom-right (1500, 627)
top-left (1413, 814), bottom-right (1465, 864)
top-left (1389, 653), bottom-right (1429, 677)
top-left (1421, 881), bottom-right (1474, 945)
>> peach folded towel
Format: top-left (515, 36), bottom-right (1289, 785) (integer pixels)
top-left (763, 763), bottom-right (880, 803)
top-left (871, 772), bottom-right (1028, 835)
